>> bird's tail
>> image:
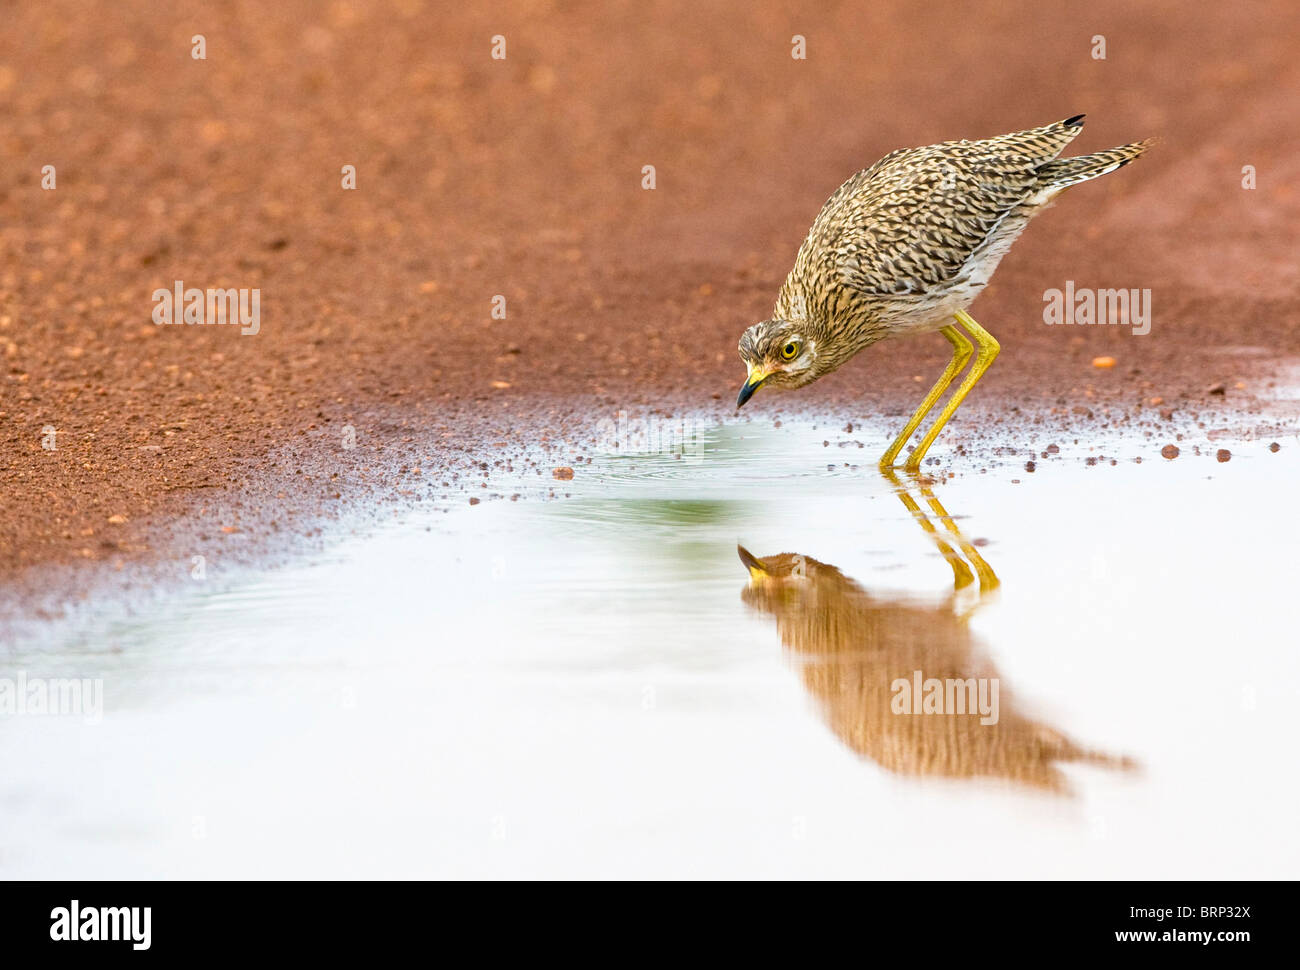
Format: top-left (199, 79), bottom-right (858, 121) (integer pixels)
top-left (1036, 138), bottom-right (1154, 191)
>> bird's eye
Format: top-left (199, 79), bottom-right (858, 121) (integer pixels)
top-left (781, 341), bottom-right (800, 360)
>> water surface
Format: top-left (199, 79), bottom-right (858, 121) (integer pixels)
top-left (3, 423), bottom-right (1297, 878)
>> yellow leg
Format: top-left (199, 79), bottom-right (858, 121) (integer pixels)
top-left (878, 325), bottom-right (973, 469)
top-left (902, 310), bottom-right (1000, 472)
top-left (894, 482), bottom-right (976, 589)
top-left (881, 466), bottom-right (1001, 599)
top-left (919, 485), bottom-right (1000, 595)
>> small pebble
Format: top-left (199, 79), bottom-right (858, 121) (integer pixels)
top-left (552, 466), bottom-right (574, 480)
top-left (1269, 442), bottom-right (1281, 452)
top-left (1216, 449), bottom-right (1231, 463)
top-left (1161, 444), bottom-right (1180, 460)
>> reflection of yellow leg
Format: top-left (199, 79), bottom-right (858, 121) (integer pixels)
top-left (890, 475), bottom-right (975, 589)
top-left (919, 485), bottom-right (1000, 595)
top-left (903, 310), bottom-right (999, 472)
top-left (879, 325), bottom-right (972, 470)
top-left (882, 468), bottom-right (1000, 597)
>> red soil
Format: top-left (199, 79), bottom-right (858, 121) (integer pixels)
top-left (2, 1), bottom-right (1298, 615)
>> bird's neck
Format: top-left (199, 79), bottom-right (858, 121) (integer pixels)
top-left (772, 276), bottom-right (809, 323)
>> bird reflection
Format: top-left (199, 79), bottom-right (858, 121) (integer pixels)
top-left (739, 471), bottom-right (1133, 794)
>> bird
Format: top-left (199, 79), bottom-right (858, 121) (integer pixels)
top-left (737, 472), bottom-right (1135, 792)
top-left (735, 115), bottom-right (1151, 471)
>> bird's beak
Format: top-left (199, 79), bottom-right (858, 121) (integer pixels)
top-left (736, 367), bottom-right (771, 408)
top-left (737, 544), bottom-right (768, 581)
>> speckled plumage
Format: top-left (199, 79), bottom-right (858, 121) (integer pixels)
top-left (738, 116), bottom-right (1150, 384)
top-left (738, 541), bottom-right (1132, 791)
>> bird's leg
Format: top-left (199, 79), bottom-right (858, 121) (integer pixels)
top-left (878, 325), bottom-right (973, 469)
top-left (919, 484), bottom-right (1000, 595)
top-left (903, 310), bottom-right (1000, 472)
top-left (883, 467), bottom-right (1002, 615)
top-left (880, 468), bottom-right (975, 589)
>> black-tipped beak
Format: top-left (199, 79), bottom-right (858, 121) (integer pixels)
top-left (737, 544), bottom-right (768, 578)
top-left (736, 373), bottom-right (768, 408)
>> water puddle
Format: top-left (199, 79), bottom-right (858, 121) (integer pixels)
top-left (3, 423), bottom-right (1298, 877)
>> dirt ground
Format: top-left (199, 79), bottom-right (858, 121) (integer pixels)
top-left (2, 1), bottom-right (1298, 618)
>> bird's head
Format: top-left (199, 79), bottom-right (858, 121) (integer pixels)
top-left (738, 545), bottom-right (821, 603)
top-left (736, 319), bottom-right (821, 407)
top-left (738, 545), bottom-right (850, 622)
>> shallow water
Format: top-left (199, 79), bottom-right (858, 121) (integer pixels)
top-left (3, 422), bottom-right (1298, 878)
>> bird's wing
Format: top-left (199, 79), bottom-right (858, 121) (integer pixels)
top-left (801, 118), bottom-right (1086, 301)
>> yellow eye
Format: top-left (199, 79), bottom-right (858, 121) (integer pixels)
top-left (780, 341), bottom-right (800, 360)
